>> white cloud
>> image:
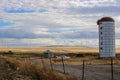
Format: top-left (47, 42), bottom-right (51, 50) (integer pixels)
top-left (0, 38), bottom-right (120, 48)
top-left (0, 0), bottom-right (118, 13)
top-left (21, 38), bottom-right (55, 44)
top-left (0, 0), bottom-right (120, 47)
top-left (116, 16), bottom-right (120, 21)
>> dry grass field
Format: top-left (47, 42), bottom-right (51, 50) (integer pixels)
top-left (0, 55), bottom-right (78, 80)
top-left (0, 47), bottom-right (120, 80)
top-left (0, 46), bottom-right (98, 53)
top-left (0, 46), bottom-right (120, 54)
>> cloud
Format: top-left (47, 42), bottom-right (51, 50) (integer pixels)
top-left (0, 11), bottom-right (98, 39)
top-left (0, 12), bottom-right (119, 47)
top-left (58, 30), bottom-right (98, 39)
top-left (67, 6), bottom-right (120, 16)
top-left (0, 38), bottom-right (51, 47)
top-left (0, 0), bottom-right (120, 47)
top-left (0, 38), bottom-right (119, 48)
top-left (0, 0), bottom-right (118, 13)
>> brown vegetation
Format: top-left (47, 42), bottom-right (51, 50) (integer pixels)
top-left (0, 46), bottom-right (98, 53)
top-left (0, 55), bottom-right (78, 80)
top-left (0, 47), bottom-right (120, 54)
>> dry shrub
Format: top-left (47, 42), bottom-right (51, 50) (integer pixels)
top-left (18, 62), bottom-right (78, 80)
top-left (0, 55), bottom-right (78, 80)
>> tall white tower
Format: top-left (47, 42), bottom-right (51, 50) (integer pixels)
top-left (97, 17), bottom-right (115, 58)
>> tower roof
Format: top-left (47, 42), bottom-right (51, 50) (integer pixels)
top-left (97, 17), bottom-right (114, 25)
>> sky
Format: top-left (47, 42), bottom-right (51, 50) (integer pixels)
top-left (0, 0), bottom-right (120, 47)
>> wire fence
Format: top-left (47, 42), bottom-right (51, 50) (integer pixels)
top-left (39, 57), bottom-right (120, 80)
top-left (19, 56), bottom-right (120, 80)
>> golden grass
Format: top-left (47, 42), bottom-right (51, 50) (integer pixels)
top-left (0, 46), bottom-right (120, 54)
top-left (0, 46), bottom-right (98, 53)
top-left (0, 47), bottom-right (120, 54)
top-left (0, 55), bottom-right (78, 80)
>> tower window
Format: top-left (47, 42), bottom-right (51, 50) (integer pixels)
top-left (100, 47), bottom-right (103, 50)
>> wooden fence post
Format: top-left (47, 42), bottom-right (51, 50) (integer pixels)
top-left (41, 56), bottom-right (45, 68)
top-left (50, 58), bottom-right (53, 71)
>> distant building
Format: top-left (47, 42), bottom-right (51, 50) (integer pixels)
top-left (97, 17), bottom-right (115, 58)
top-left (43, 50), bottom-right (54, 58)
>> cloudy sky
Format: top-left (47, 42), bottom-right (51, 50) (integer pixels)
top-left (0, 0), bottom-right (120, 47)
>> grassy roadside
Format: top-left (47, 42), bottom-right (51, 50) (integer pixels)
top-left (0, 55), bottom-right (78, 80)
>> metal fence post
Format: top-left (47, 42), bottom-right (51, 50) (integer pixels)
top-left (111, 58), bottom-right (114, 80)
top-left (82, 60), bottom-right (85, 80)
top-left (62, 57), bottom-right (66, 74)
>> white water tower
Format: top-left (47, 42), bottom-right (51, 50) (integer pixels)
top-left (97, 17), bottom-right (115, 58)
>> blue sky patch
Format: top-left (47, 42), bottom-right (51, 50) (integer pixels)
top-left (4, 8), bottom-right (35, 13)
top-left (0, 18), bottom-right (14, 27)
top-left (39, 9), bottom-right (48, 13)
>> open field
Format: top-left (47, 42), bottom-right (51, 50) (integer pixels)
top-left (0, 46), bottom-right (98, 53)
top-left (0, 46), bottom-right (120, 80)
top-left (0, 46), bottom-right (120, 54)
top-left (2, 55), bottom-right (119, 80)
top-left (0, 55), bottom-right (78, 80)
